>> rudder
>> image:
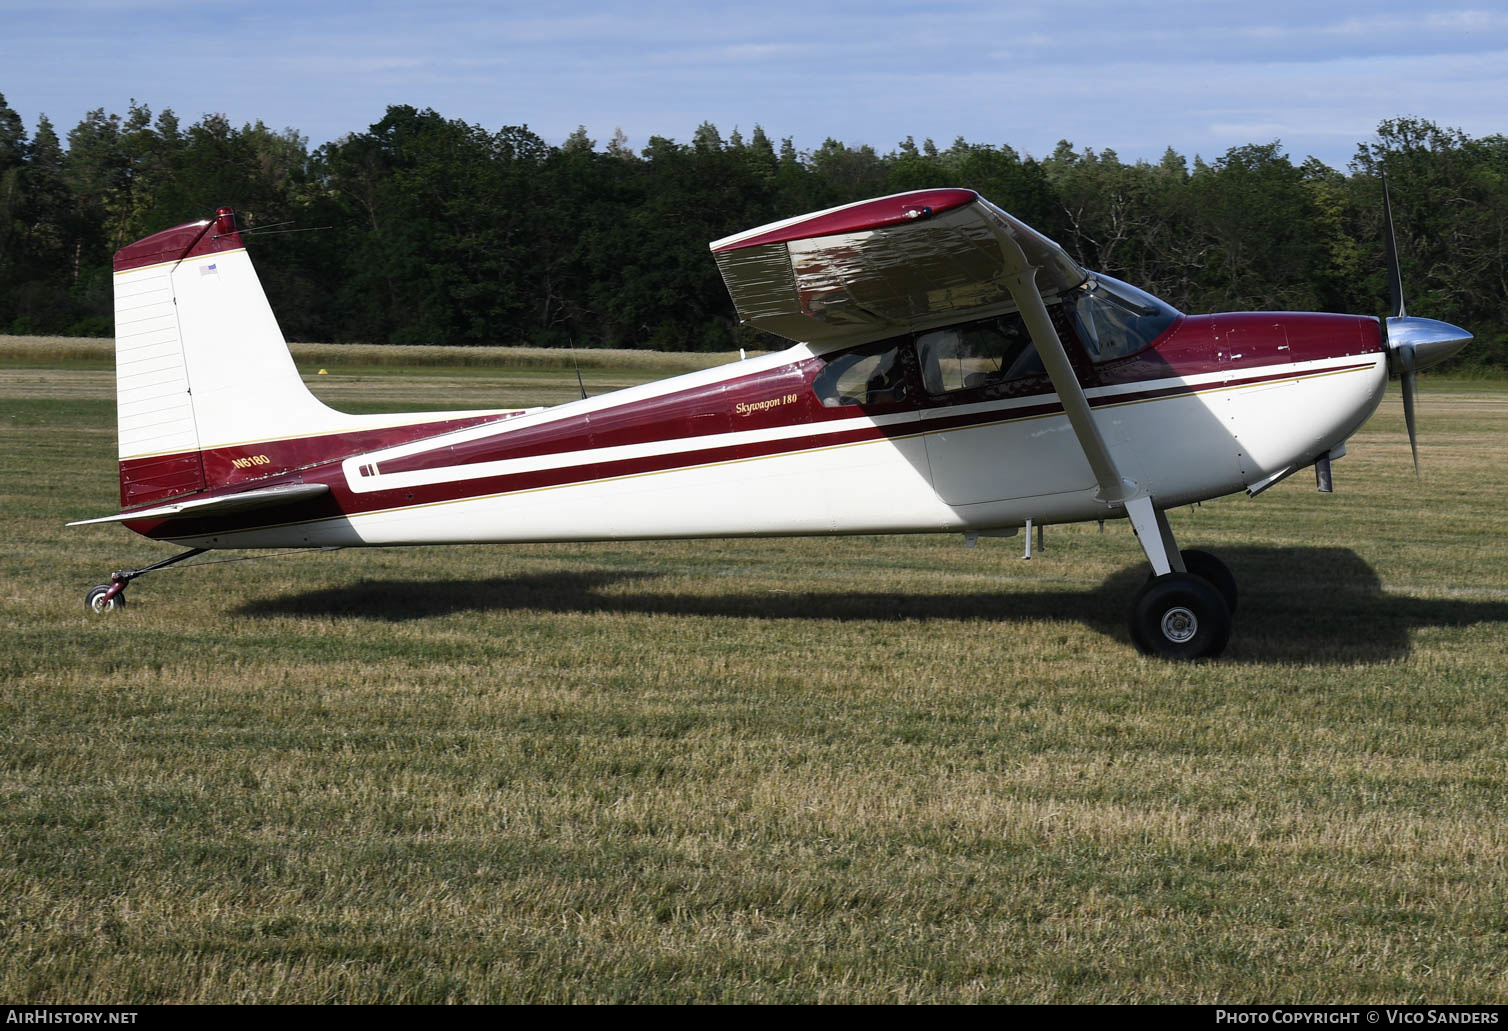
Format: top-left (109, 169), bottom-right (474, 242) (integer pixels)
top-left (112, 209), bottom-right (353, 506)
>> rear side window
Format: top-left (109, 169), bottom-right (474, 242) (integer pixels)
top-left (811, 341), bottom-right (910, 407)
top-left (916, 314), bottom-right (1043, 394)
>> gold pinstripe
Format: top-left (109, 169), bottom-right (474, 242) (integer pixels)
top-left (111, 247), bottom-right (243, 277)
top-left (154, 360), bottom-right (1380, 542)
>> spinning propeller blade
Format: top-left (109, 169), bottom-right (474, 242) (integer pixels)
top-left (1398, 341), bottom-right (1419, 479)
top-left (1382, 175), bottom-right (1406, 320)
top-left (1378, 175), bottom-right (1471, 481)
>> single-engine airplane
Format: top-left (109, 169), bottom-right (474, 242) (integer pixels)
top-left (72, 189), bottom-right (1470, 658)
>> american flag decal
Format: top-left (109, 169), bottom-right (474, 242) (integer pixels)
top-left (201, 263), bottom-right (218, 276)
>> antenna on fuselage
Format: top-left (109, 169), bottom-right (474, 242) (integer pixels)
top-left (568, 333), bottom-right (588, 400)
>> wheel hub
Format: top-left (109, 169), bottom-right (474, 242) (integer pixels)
top-left (1161, 606), bottom-right (1198, 643)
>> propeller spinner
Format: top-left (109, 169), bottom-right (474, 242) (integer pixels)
top-left (1379, 178), bottom-right (1472, 477)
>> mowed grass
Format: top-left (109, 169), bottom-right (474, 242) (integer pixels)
top-left (2, 338), bottom-right (1506, 1003)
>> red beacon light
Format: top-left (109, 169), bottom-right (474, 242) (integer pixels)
top-left (214, 207), bottom-right (236, 236)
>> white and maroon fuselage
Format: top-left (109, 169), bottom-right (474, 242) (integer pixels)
top-left (81, 189), bottom-right (1472, 658)
top-left (119, 305), bottom-right (1385, 550)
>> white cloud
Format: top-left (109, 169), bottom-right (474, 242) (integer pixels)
top-left (3, 0), bottom-right (1506, 169)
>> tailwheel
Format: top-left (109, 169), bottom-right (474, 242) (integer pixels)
top-left (1130, 572), bottom-right (1232, 660)
top-left (86, 583), bottom-right (126, 612)
top-left (82, 548), bottom-right (207, 615)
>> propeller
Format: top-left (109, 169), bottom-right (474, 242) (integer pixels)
top-left (1378, 175), bottom-right (1471, 480)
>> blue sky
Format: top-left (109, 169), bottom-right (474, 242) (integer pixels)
top-left (3, 0), bottom-right (1506, 169)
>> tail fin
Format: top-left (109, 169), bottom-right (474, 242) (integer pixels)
top-left (112, 208), bottom-right (353, 506)
top-left (110, 209), bottom-right (529, 512)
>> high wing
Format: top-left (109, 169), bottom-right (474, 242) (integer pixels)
top-left (709, 188), bottom-right (1086, 344)
top-left (67, 483), bottom-right (330, 526)
top-left (712, 188), bottom-right (1165, 545)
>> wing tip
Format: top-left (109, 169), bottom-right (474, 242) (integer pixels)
top-left (710, 189), bottom-right (979, 253)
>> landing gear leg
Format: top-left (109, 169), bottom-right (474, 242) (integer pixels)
top-left (1124, 498), bottom-right (1233, 659)
top-left (85, 548), bottom-right (208, 613)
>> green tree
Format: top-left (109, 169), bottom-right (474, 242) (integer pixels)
top-left (0, 92), bottom-right (28, 327)
top-left (1186, 142), bottom-right (1324, 311)
top-left (808, 137), bottom-right (886, 204)
top-left (8, 114), bottom-right (80, 333)
top-left (884, 135), bottom-right (945, 192)
top-left (1350, 117), bottom-right (1508, 366)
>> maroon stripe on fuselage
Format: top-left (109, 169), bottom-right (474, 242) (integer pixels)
top-left (120, 451), bottom-right (207, 507)
top-left (376, 314), bottom-right (1382, 481)
top-left (1099, 312), bottom-right (1380, 386)
top-left (128, 311), bottom-right (1383, 540)
top-left (377, 361), bottom-right (826, 477)
top-left (123, 310), bottom-right (1383, 512)
top-left (118, 412), bottom-right (522, 509)
top-left (132, 353), bottom-right (1379, 542)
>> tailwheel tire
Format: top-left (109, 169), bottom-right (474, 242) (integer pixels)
top-left (1180, 549), bottom-right (1237, 615)
top-left (1130, 572), bottom-right (1231, 660)
top-left (86, 584), bottom-right (125, 613)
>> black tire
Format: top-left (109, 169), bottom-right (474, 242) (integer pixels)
top-left (1143, 550), bottom-right (1239, 615)
top-left (1130, 572), bottom-right (1231, 659)
top-left (86, 584), bottom-right (125, 613)
top-left (1180, 549), bottom-right (1237, 615)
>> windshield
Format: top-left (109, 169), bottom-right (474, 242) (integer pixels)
top-left (1067, 273), bottom-right (1180, 363)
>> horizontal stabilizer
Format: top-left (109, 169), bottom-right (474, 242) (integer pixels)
top-left (68, 483), bottom-right (330, 526)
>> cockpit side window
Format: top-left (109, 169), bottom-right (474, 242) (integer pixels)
top-left (1066, 274), bottom-right (1181, 363)
top-left (811, 340), bottom-right (910, 407)
top-left (915, 313), bottom-right (1044, 395)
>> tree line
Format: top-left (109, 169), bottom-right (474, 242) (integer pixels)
top-left (1, 93), bottom-right (1505, 368)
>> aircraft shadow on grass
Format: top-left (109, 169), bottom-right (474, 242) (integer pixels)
top-left (238, 546), bottom-right (1508, 666)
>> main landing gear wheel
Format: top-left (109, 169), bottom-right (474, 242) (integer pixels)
top-left (1130, 572), bottom-right (1232, 660)
top-left (1142, 550), bottom-right (1238, 615)
top-left (1140, 551), bottom-right (1236, 614)
top-left (1177, 549), bottom-right (1237, 615)
top-left (85, 584), bottom-right (125, 612)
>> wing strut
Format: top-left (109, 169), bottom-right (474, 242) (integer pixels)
top-left (988, 220), bottom-right (1131, 505)
top-left (987, 218), bottom-right (1185, 576)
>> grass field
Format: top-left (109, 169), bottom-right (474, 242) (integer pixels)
top-left (2, 336), bottom-right (1506, 1003)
